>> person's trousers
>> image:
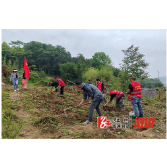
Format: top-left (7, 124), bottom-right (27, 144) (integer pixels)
top-left (60, 86), bottom-right (64, 95)
top-left (131, 98), bottom-right (143, 118)
top-left (103, 94), bottom-right (107, 103)
top-left (55, 85), bottom-right (58, 92)
top-left (116, 94), bottom-right (125, 109)
top-left (12, 78), bottom-right (18, 90)
top-left (23, 79), bottom-right (27, 88)
top-left (101, 91), bottom-right (107, 103)
top-left (88, 95), bottom-right (103, 122)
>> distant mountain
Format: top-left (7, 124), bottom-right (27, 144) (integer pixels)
top-left (159, 76), bottom-right (166, 85)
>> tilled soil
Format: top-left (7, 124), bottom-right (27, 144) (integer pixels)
top-left (6, 85), bottom-right (166, 139)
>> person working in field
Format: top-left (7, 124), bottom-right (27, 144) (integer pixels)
top-left (76, 81), bottom-right (103, 125)
top-left (50, 82), bottom-right (59, 93)
top-left (104, 90), bottom-right (125, 109)
top-left (96, 78), bottom-right (107, 103)
top-left (126, 76), bottom-right (143, 119)
top-left (55, 77), bottom-right (65, 95)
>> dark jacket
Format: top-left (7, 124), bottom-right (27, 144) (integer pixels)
top-left (81, 83), bottom-right (103, 100)
top-left (10, 73), bottom-right (21, 81)
top-left (101, 83), bottom-right (104, 92)
top-left (23, 72), bottom-right (26, 79)
top-left (51, 82), bottom-right (59, 87)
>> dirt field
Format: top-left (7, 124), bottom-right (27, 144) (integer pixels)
top-left (2, 85), bottom-right (166, 139)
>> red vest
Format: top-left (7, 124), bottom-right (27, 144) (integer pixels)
top-left (110, 90), bottom-right (124, 99)
top-left (97, 82), bottom-right (102, 91)
top-left (128, 82), bottom-right (142, 99)
top-left (57, 78), bottom-right (65, 87)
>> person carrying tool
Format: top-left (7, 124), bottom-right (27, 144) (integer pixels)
top-left (126, 76), bottom-right (143, 119)
top-left (76, 81), bottom-right (103, 125)
top-left (104, 90), bottom-right (125, 109)
top-left (55, 77), bottom-right (65, 95)
top-left (96, 78), bottom-right (107, 103)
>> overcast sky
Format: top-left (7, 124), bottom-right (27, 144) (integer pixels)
top-left (2, 29), bottom-right (166, 78)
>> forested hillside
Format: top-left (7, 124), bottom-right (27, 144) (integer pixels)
top-left (2, 41), bottom-right (164, 90)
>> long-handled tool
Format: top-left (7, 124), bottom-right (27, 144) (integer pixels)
top-left (67, 80), bottom-right (76, 85)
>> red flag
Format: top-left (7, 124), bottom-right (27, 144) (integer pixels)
top-left (24, 57), bottom-right (30, 79)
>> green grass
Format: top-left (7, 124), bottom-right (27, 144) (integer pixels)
top-left (62, 130), bottom-right (71, 136)
top-left (2, 88), bottom-right (23, 139)
top-left (142, 96), bottom-right (155, 103)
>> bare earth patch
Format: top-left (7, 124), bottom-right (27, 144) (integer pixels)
top-left (5, 86), bottom-right (166, 139)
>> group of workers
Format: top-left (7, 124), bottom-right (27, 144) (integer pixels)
top-left (49, 76), bottom-right (143, 125)
top-left (10, 69), bottom-right (143, 125)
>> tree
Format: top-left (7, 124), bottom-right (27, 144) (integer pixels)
top-left (112, 67), bottom-right (121, 77)
top-left (120, 45), bottom-right (149, 79)
top-left (71, 53), bottom-right (92, 80)
top-left (59, 62), bottom-right (78, 81)
top-left (92, 52), bottom-right (111, 68)
top-left (119, 45), bottom-right (149, 91)
top-left (138, 78), bottom-right (164, 88)
top-left (82, 67), bottom-right (99, 85)
top-left (2, 42), bottom-right (13, 64)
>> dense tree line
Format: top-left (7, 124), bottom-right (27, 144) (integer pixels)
top-left (2, 41), bottom-right (164, 90)
top-left (138, 78), bottom-right (164, 89)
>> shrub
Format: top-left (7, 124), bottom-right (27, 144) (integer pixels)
top-left (39, 70), bottom-right (46, 78)
top-left (29, 71), bottom-right (40, 83)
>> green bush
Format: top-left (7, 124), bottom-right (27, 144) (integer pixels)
top-left (29, 71), bottom-right (40, 83)
top-left (39, 70), bottom-right (46, 78)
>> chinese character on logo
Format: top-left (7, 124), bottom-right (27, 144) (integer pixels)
top-left (133, 118), bottom-right (155, 128)
top-left (97, 116), bottom-right (112, 129)
top-left (117, 124), bottom-right (121, 128)
top-left (126, 124), bottom-right (131, 129)
top-left (112, 124), bottom-right (116, 128)
top-left (113, 117), bottom-right (120, 123)
top-left (123, 117), bottom-right (130, 123)
top-left (122, 124), bottom-right (126, 128)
